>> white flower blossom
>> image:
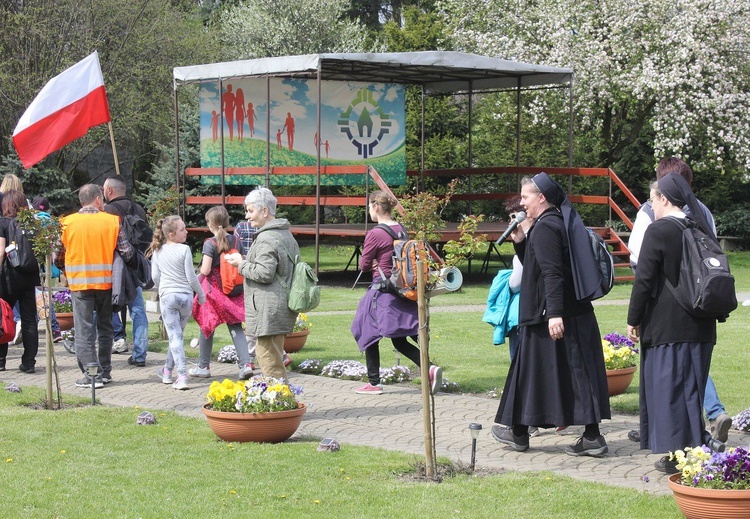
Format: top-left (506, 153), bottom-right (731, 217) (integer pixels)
top-left (439, 0), bottom-right (750, 171)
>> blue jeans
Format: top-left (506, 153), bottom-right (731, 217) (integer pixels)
top-left (112, 287), bottom-right (148, 362)
top-left (71, 289), bottom-right (113, 376)
top-left (160, 293), bottom-right (192, 376)
top-left (704, 375), bottom-right (725, 421)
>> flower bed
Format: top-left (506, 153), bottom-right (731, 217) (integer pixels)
top-left (672, 445), bottom-right (750, 489)
top-left (733, 407), bottom-right (750, 433)
top-left (293, 313), bottom-right (310, 333)
top-left (297, 358), bottom-right (457, 392)
top-left (602, 331), bottom-right (639, 370)
top-left (52, 289), bottom-right (73, 313)
top-left (206, 375), bottom-right (303, 414)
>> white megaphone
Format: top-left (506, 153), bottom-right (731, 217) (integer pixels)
top-left (429, 266), bottom-right (463, 297)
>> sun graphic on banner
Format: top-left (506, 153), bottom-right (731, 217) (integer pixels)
top-left (337, 87), bottom-right (391, 159)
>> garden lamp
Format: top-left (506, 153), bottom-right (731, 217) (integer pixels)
top-left (469, 422), bottom-right (482, 471)
top-left (85, 363), bottom-right (98, 405)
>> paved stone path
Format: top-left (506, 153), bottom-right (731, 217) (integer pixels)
top-left (4, 293), bottom-right (749, 496)
top-left (5, 336), bottom-right (742, 497)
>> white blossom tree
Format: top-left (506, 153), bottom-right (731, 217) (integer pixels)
top-left (439, 0), bottom-right (750, 171)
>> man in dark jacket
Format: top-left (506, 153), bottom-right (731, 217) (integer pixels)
top-left (102, 175), bottom-right (151, 367)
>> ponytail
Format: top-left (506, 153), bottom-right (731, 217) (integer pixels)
top-left (147, 215), bottom-right (181, 258)
top-left (205, 206), bottom-right (232, 253)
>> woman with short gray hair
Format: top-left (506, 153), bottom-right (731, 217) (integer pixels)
top-left (227, 186), bottom-right (298, 380)
top-left (244, 187), bottom-right (277, 217)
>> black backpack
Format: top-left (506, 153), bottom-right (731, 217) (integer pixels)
top-left (5, 218), bottom-right (39, 273)
top-left (113, 201), bottom-right (153, 253)
top-left (664, 217), bottom-right (737, 319)
top-left (585, 227), bottom-right (614, 300)
top-left (122, 213), bottom-right (153, 253)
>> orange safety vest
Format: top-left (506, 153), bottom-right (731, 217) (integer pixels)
top-left (61, 212), bottom-right (120, 291)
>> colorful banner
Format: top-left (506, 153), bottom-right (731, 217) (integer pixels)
top-left (199, 78), bottom-right (406, 186)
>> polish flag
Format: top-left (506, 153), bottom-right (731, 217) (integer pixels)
top-left (12, 51), bottom-right (111, 169)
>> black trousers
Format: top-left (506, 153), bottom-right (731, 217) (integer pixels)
top-left (0, 286), bottom-right (38, 368)
top-left (365, 335), bottom-right (422, 385)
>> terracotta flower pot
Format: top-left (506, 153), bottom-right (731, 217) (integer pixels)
top-left (283, 329), bottom-right (309, 353)
top-left (202, 403), bottom-right (306, 443)
top-left (56, 312), bottom-right (74, 331)
top-left (605, 366), bottom-right (636, 396)
top-left (668, 473), bottom-right (750, 519)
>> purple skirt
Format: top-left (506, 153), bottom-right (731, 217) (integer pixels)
top-left (351, 288), bottom-right (419, 351)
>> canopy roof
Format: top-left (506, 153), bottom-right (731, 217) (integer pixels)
top-left (173, 51), bottom-right (572, 93)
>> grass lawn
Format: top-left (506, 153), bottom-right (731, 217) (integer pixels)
top-left (157, 246), bottom-right (750, 417)
top-left (0, 387), bottom-right (682, 518)
top-left (5, 245), bottom-right (745, 517)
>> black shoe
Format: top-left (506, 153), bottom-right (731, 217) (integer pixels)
top-left (101, 372), bottom-right (113, 384)
top-left (127, 356), bottom-right (146, 367)
top-left (627, 430), bottom-right (640, 443)
top-left (654, 455), bottom-right (679, 474)
top-left (707, 437), bottom-right (726, 453)
top-left (566, 435), bottom-right (608, 457)
top-left (19, 364), bottom-right (36, 374)
top-left (491, 424), bottom-right (530, 452)
top-left (0, 361), bottom-right (5, 371)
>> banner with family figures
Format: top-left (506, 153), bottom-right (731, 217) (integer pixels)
top-left (199, 78), bottom-right (406, 186)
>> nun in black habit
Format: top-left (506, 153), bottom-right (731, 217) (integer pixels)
top-left (492, 173), bottom-right (611, 456)
top-left (627, 173), bottom-right (720, 473)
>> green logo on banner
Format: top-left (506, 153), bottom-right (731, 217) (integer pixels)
top-left (337, 87), bottom-right (391, 159)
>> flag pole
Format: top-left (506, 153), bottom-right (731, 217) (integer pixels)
top-left (107, 121), bottom-right (121, 177)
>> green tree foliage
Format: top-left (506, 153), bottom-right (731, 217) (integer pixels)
top-left (218, 0), bottom-right (372, 60)
top-left (0, 157), bottom-right (75, 215)
top-left (0, 0), bottom-right (218, 196)
top-left (141, 98), bottom-right (202, 227)
top-left (399, 189), bottom-right (446, 242)
top-left (382, 6), bottom-right (470, 218)
top-left (348, 0), bottom-right (440, 31)
top-left (714, 203), bottom-right (750, 244)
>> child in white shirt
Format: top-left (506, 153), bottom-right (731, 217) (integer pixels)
top-left (150, 216), bottom-right (205, 390)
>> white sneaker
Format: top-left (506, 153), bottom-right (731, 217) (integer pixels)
top-left (239, 363), bottom-right (254, 380)
top-left (158, 367), bottom-right (174, 384)
top-left (112, 338), bottom-right (128, 353)
top-left (429, 365), bottom-right (443, 394)
top-left (12, 323), bottom-right (22, 345)
top-left (188, 365), bottom-right (211, 378)
top-left (172, 375), bottom-right (189, 390)
top-left (189, 338), bottom-right (199, 349)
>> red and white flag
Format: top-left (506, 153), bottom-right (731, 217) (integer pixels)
top-left (12, 51), bottom-right (111, 169)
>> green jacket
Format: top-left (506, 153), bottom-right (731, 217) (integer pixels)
top-left (238, 218), bottom-right (298, 337)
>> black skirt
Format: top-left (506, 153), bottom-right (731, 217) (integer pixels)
top-left (639, 341), bottom-right (714, 453)
top-left (495, 311), bottom-right (611, 427)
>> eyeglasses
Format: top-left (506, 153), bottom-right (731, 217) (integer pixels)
top-left (648, 194), bottom-right (662, 204)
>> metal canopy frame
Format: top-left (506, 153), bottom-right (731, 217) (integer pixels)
top-left (172, 51), bottom-right (574, 270)
top-left (173, 51), bottom-right (572, 92)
